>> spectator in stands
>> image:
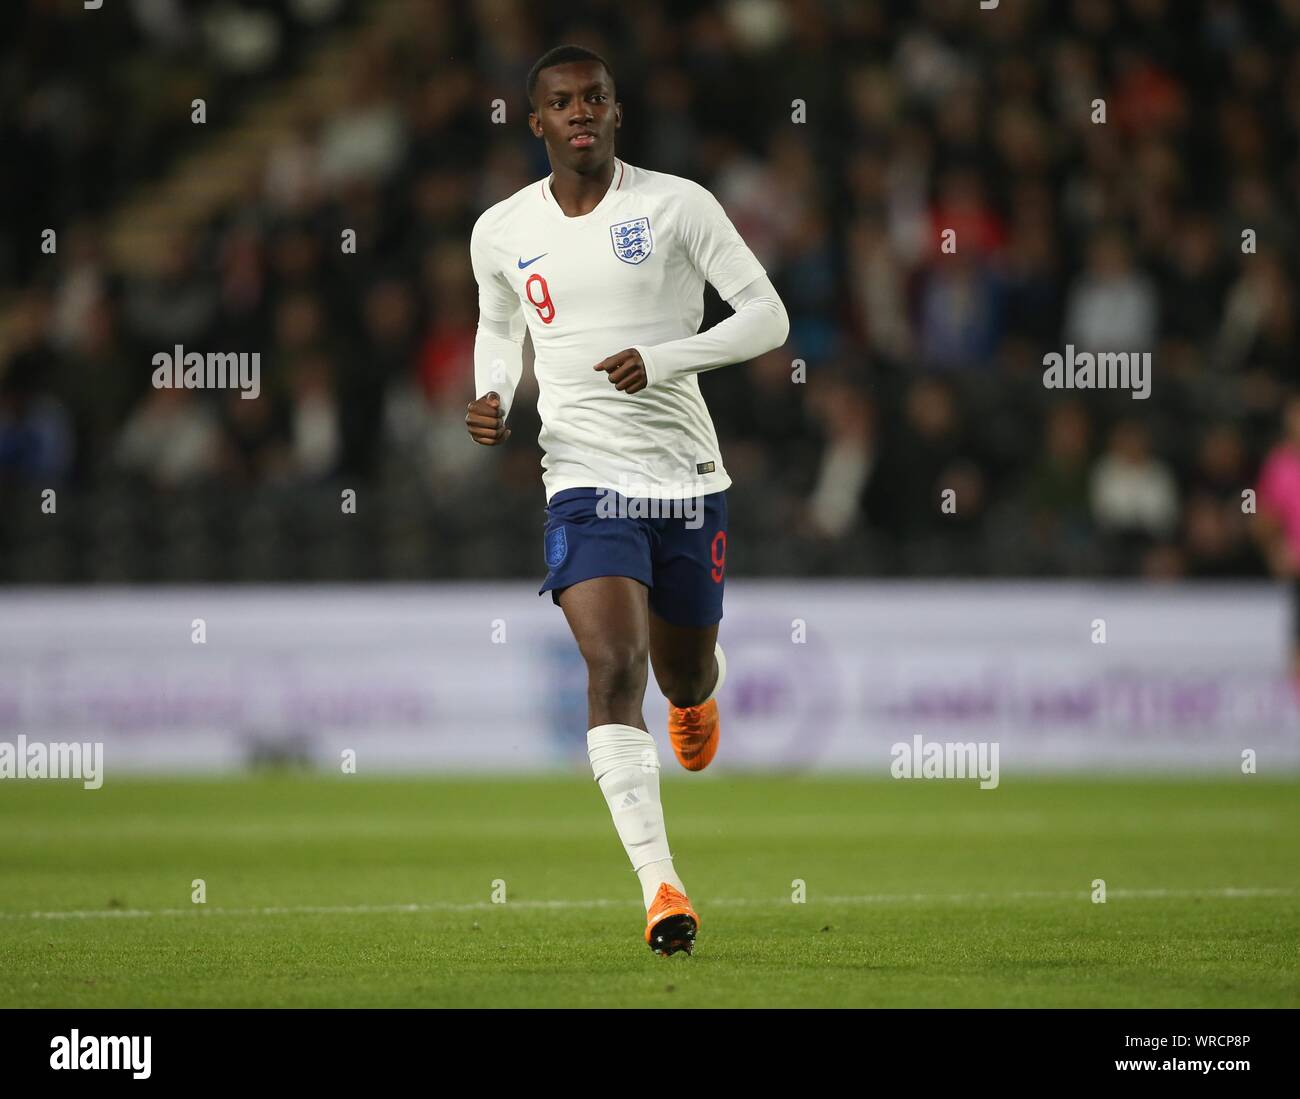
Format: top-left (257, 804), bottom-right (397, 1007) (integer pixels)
top-left (1023, 400), bottom-right (1095, 565)
top-left (1, 1), bottom-right (1296, 582)
top-left (805, 381), bottom-right (877, 541)
top-left (1064, 228), bottom-right (1159, 352)
top-left (124, 233), bottom-right (218, 350)
top-left (114, 388), bottom-right (221, 489)
top-left (1090, 420), bottom-right (1179, 557)
top-left (0, 358), bottom-right (74, 486)
top-left (286, 353), bottom-right (341, 482)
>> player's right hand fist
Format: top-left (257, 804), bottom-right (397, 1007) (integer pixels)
top-left (466, 392), bottom-right (511, 445)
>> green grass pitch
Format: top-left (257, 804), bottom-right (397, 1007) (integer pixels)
top-left (1, 775), bottom-right (1296, 1007)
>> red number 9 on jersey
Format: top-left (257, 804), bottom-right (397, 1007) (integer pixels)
top-left (525, 273), bottom-right (555, 324)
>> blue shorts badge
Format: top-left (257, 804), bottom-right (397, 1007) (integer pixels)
top-left (610, 217), bottom-right (652, 264)
top-left (545, 525), bottom-right (568, 569)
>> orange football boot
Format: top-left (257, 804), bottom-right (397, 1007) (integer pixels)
top-left (644, 882), bottom-right (699, 956)
top-left (668, 698), bottom-right (720, 771)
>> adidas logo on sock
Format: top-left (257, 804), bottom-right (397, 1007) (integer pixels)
top-left (619, 790), bottom-right (641, 808)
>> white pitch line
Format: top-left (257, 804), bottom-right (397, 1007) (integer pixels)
top-left (0, 887), bottom-right (1293, 922)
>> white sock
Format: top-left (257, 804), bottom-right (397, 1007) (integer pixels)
top-left (587, 723), bottom-right (686, 909)
top-left (702, 642), bottom-right (727, 703)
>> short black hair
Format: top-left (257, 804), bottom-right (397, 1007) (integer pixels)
top-left (527, 45), bottom-right (615, 109)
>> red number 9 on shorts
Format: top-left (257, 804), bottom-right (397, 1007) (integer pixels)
top-left (711, 530), bottom-right (727, 583)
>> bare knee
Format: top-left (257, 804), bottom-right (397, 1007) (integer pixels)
top-left (656, 656), bottom-right (715, 708)
top-left (585, 643), bottom-right (648, 715)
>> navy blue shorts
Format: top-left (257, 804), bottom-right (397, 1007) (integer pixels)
top-left (540, 488), bottom-right (728, 627)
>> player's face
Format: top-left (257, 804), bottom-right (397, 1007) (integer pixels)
top-left (529, 62), bottom-right (621, 171)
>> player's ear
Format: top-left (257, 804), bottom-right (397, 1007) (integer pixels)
top-left (614, 102), bottom-right (623, 129)
top-left (527, 111), bottom-right (542, 137)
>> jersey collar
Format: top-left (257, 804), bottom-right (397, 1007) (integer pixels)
top-left (539, 158), bottom-right (626, 222)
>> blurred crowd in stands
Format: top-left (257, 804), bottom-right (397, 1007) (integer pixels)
top-left (2, 0), bottom-right (1299, 582)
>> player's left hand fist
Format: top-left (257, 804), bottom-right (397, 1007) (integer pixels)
top-left (593, 349), bottom-right (647, 394)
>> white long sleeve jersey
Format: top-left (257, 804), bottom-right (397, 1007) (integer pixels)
top-left (470, 158), bottom-right (789, 502)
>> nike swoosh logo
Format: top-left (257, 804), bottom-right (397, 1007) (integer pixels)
top-left (517, 253), bottom-right (548, 269)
